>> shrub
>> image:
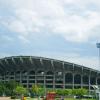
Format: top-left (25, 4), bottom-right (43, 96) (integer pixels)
top-left (11, 95), bottom-right (16, 99)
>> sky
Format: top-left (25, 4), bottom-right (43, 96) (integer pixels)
top-left (0, 0), bottom-right (100, 70)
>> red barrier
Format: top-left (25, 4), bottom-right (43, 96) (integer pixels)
top-left (46, 92), bottom-right (56, 100)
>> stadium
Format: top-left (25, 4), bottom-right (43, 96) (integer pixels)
top-left (0, 56), bottom-right (100, 92)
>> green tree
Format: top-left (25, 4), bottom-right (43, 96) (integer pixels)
top-left (55, 89), bottom-right (72, 96)
top-left (0, 81), bottom-right (20, 96)
top-left (5, 80), bottom-right (19, 96)
top-left (32, 84), bottom-right (39, 96)
top-left (56, 89), bottom-right (63, 96)
top-left (77, 88), bottom-right (88, 97)
top-left (0, 82), bottom-right (6, 96)
top-left (63, 89), bottom-right (72, 96)
top-left (72, 89), bottom-right (78, 96)
top-left (72, 88), bottom-right (88, 98)
top-left (15, 85), bottom-right (27, 95)
top-left (32, 84), bottom-right (45, 96)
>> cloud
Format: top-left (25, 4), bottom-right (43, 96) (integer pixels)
top-left (0, 0), bottom-right (100, 43)
top-left (0, 0), bottom-right (99, 70)
top-left (1, 0), bottom-right (100, 43)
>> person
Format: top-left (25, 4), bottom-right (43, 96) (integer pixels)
top-left (21, 96), bottom-right (26, 100)
top-left (23, 96), bottom-right (26, 100)
top-left (61, 96), bottom-right (64, 100)
top-left (21, 95), bottom-right (24, 100)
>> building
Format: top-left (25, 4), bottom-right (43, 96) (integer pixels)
top-left (0, 56), bottom-right (100, 91)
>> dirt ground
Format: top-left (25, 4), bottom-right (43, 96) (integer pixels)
top-left (0, 97), bottom-right (11, 100)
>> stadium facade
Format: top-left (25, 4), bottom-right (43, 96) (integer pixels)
top-left (0, 56), bottom-right (100, 91)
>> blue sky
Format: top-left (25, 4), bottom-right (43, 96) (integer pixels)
top-left (0, 0), bottom-right (100, 70)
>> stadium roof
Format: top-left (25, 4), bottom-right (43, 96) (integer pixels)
top-left (0, 56), bottom-right (99, 75)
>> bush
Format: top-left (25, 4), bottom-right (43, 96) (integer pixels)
top-left (11, 95), bottom-right (16, 99)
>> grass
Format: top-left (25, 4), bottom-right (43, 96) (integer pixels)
top-left (17, 97), bottom-right (96, 100)
top-left (14, 97), bottom-right (96, 100)
top-left (64, 98), bottom-right (96, 100)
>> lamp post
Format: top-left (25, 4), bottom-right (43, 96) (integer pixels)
top-left (41, 72), bottom-right (46, 96)
top-left (96, 43), bottom-right (100, 68)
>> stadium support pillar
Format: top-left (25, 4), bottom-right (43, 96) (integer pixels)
top-left (4, 74), bottom-right (5, 83)
top-left (44, 74), bottom-right (46, 87)
top-left (35, 74), bottom-right (37, 85)
top-left (27, 72), bottom-right (29, 89)
top-left (89, 74), bottom-right (91, 94)
top-left (96, 77), bottom-right (97, 85)
top-left (44, 74), bottom-right (46, 95)
top-left (20, 71), bottom-right (22, 84)
top-left (73, 73), bottom-right (74, 89)
top-left (81, 75), bottom-right (83, 88)
top-left (81, 67), bottom-right (83, 88)
top-left (63, 62), bottom-right (65, 89)
top-left (96, 73), bottom-right (98, 85)
top-left (53, 73), bottom-right (55, 90)
top-left (63, 73), bottom-right (65, 89)
top-left (14, 72), bottom-right (15, 80)
top-left (72, 64), bottom-right (74, 89)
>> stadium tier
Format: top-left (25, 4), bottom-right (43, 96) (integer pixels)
top-left (0, 56), bottom-right (100, 91)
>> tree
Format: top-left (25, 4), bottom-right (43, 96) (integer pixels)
top-left (77, 88), bottom-right (88, 97)
top-left (6, 80), bottom-right (18, 90)
top-left (0, 81), bottom-right (20, 96)
top-left (72, 88), bottom-right (88, 98)
top-left (72, 89), bottom-right (78, 96)
top-left (63, 89), bottom-right (72, 96)
top-left (32, 84), bottom-right (45, 96)
top-left (5, 80), bottom-right (19, 96)
top-left (14, 85), bottom-right (27, 96)
top-left (55, 89), bottom-right (72, 96)
top-left (56, 89), bottom-right (63, 96)
top-left (0, 82), bottom-right (6, 96)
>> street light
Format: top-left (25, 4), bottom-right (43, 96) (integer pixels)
top-left (96, 43), bottom-right (100, 68)
top-left (41, 72), bottom-right (46, 96)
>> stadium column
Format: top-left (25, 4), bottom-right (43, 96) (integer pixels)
top-left (89, 71), bottom-right (91, 93)
top-left (44, 72), bottom-right (46, 95)
top-left (81, 74), bottom-right (83, 88)
top-left (35, 72), bottom-right (37, 85)
top-left (73, 73), bottom-right (74, 89)
top-left (27, 71), bottom-right (29, 89)
top-left (63, 62), bottom-right (65, 89)
top-left (4, 73), bottom-right (6, 83)
top-left (14, 72), bottom-right (15, 80)
top-left (40, 58), bottom-right (45, 90)
top-left (51, 60), bottom-right (55, 89)
top-left (3, 73), bottom-right (5, 82)
top-left (7, 72), bottom-right (9, 82)
top-left (81, 67), bottom-right (83, 88)
top-left (53, 72), bottom-right (55, 89)
top-left (63, 73), bottom-right (65, 89)
top-left (20, 71), bottom-right (22, 84)
top-left (96, 73), bottom-right (98, 85)
top-left (72, 64), bottom-right (74, 89)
